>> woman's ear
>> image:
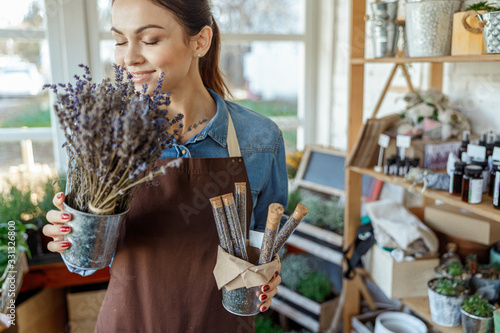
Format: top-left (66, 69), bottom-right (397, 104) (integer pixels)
top-left (192, 26), bottom-right (213, 57)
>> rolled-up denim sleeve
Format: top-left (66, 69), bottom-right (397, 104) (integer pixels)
top-left (251, 132), bottom-right (289, 231)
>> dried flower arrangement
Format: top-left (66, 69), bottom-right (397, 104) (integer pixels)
top-left (45, 64), bottom-right (184, 215)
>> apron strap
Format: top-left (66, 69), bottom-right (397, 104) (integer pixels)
top-left (227, 112), bottom-right (241, 157)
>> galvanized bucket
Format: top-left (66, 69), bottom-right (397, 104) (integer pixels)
top-left (62, 203), bottom-right (128, 270)
top-left (478, 11), bottom-right (500, 54)
top-left (370, 0), bottom-right (399, 58)
top-left (222, 285), bottom-right (261, 316)
top-left (406, 0), bottom-right (462, 57)
top-left (460, 307), bottom-right (495, 333)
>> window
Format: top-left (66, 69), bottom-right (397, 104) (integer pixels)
top-left (96, 0), bottom-right (311, 153)
top-left (0, 0), bottom-right (54, 181)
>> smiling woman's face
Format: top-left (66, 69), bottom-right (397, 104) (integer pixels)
top-left (112, 0), bottom-right (198, 94)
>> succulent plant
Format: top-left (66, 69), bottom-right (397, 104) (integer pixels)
top-left (432, 278), bottom-right (466, 297)
top-left (461, 294), bottom-right (494, 318)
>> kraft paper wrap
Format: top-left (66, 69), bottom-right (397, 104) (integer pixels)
top-left (213, 245), bottom-right (280, 291)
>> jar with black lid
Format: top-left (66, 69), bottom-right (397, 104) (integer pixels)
top-left (450, 162), bottom-right (465, 196)
top-left (462, 165), bottom-right (483, 204)
top-left (489, 163), bottom-right (500, 197)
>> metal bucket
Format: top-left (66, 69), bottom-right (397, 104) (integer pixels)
top-left (460, 308), bottom-right (495, 333)
top-left (222, 285), bottom-right (261, 316)
top-left (478, 11), bottom-right (500, 54)
top-left (406, 0), bottom-right (462, 57)
top-left (62, 203), bottom-right (128, 270)
top-left (370, 0), bottom-right (399, 58)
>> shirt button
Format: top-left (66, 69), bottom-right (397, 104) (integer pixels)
top-left (181, 149), bottom-right (187, 155)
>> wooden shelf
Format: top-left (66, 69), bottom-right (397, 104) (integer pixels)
top-left (351, 54), bottom-right (500, 64)
top-left (402, 297), bottom-right (462, 333)
top-left (287, 234), bottom-right (343, 265)
top-left (270, 298), bottom-right (319, 332)
top-left (349, 166), bottom-right (500, 223)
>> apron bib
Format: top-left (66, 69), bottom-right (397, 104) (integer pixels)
top-left (96, 114), bottom-right (255, 332)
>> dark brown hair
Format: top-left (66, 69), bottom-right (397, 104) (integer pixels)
top-left (113, 0), bottom-right (229, 98)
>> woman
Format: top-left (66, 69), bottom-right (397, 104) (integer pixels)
top-left (43, 0), bottom-right (288, 332)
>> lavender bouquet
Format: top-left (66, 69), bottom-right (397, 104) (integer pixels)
top-left (46, 64), bottom-right (183, 215)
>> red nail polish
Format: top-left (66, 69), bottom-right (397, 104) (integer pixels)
top-left (60, 242), bottom-right (71, 248)
top-left (56, 193), bottom-right (63, 199)
top-left (261, 294), bottom-right (267, 301)
top-left (61, 213), bottom-right (70, 220)
top-left (263, 285), bottom-right (270, 292)
top-left (60, 226), bottom-right (70, 233)
top-left (261, 306), bottom-right (267, 312)
top-left (274, 271), bottom-right (279, 278)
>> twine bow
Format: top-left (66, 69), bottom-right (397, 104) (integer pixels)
top-left (462, 10), bottom-right (486, 34)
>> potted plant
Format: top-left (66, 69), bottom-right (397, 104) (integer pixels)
top-left (470, 263), bottom-right (500, 303)
top-left (45, 65), bottom-right (187, 269)
top-left (279, 254), bottom-right (339, 332)
top-left (460, 294), bottom-right (495, 333)
top-left (428, 277), bottom-right (468, 327)
top-left (435, 261), bottom-right (471, 281)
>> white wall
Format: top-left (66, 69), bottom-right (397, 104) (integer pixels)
top-left (317, 0), bottom-right (500, 151)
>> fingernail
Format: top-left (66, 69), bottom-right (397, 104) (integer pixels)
top-left (60, 242), bottom-right (71, 248)
top-left (274, 271), bottom-right (279, 278)
top-left (60, 226), bottom-right (70, 233)
top-left (260, 294), bottom-right (267, 301)
top-left (263, 285), bottom-right (270, 292)
top-left (261, 306), bottom-right (267, 312)
top-left (61, 213), bottom-right (70, 220)
top-left (56, 192), bottom-right (63, 199)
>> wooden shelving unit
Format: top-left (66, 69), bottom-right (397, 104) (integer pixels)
top-left (343, 1), bottom-right (500, 332)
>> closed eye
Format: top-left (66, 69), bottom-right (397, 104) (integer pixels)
top-left (143, 41), bottom-right (159, 46)
top-left (115, 41), bottom-right (127, 46)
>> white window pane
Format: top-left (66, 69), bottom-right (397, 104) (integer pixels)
top-left (213, 0), bottom-right (305, 34)
top-left (100, 40), bottom-right (116, 79)
top-left (0, 0), bottom-right (45, 30)
top-left (98, 0), bottom-right (112, 32)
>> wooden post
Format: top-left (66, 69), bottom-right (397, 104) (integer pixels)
top-left (429, 63), bottom-right (443, 90)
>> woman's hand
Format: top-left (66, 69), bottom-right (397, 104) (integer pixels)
top-left (258, 269), bottom-right (281, 312)
top-left (42, 192), bottom-right (72, 254)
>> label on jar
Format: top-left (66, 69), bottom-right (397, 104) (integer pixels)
top-left (468, 179), bottom-right (483, 204)
top-left (449, 175), bottom-right (454, 194)
top-left (494, 171), bottom-right (500, 207)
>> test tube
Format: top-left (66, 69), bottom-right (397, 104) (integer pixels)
top-left (210, 196), bottom-right (234, 255)
top-left (234, 182), bottom-right (247, 241)
top-left (272, 204), bottom-right (309, 258)
top-left (222, 193), bottom-right (248, 261)
top-left (258, 203), bottom-right (284, 265)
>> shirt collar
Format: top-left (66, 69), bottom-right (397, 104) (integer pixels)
top-left (188, 88), bottom-right (228, 147)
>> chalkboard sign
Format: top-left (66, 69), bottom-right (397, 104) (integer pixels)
top-left (294, 145), bottom-right (381, 199)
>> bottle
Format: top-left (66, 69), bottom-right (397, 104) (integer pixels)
top-left (450, 162), bottom-right (465, 196)
top-left (486, 130), bottom-right (495, 170)
top-left (459, 130), bottom-right (470, 163)
top-left (471, 160), bottom-right (489, 193)
top-left (493, 164), bottom-right (500, 210)
top-left (489, 163), bottom-right (499, 197)
top-left (441, 242), bottom-right (461, 265)
top-left (479, 131), bottom-right (488, 147)
top-left (462, 165), bottom-right (483, 204)
top-left (384, 157), bottom-right (394, 175)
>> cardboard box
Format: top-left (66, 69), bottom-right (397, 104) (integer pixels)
top-left (451, 11), bottom-right (486, 56)
top-left (66, 289), bottom-right (106, 333)
top-left (364, 245), bottom-right (439, 299)
top-left (424, 204), bottom-right (500, 246)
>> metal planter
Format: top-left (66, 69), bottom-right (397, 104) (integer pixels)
top-left (62, 203), bottom-right (128, 270)
top-left (460, 307), bottom-right (495, 333)
top-left (406, 0), bottom-right (462, 57)
top-left (478, 11), bottom-right (500, 54)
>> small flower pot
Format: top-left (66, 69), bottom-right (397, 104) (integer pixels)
top-left (428, 278), bottom-right (466, 327)
top-left (62, 203), bottom-right (128, 270)
top-left (460, 307), bottom-right (495, 333)
top-left (471, 277), bottom-right (500, 303)
top-left (221, 286), bottom-right (261, 316)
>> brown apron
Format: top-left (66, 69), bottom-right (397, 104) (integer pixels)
top-left (96, 114), bottom-right (256, 333)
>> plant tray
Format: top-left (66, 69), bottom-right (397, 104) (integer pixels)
top-left (275, 285), bottom-right (339, 332)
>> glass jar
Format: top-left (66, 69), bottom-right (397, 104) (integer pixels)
top-left (471, 160), bottom-right (489, 193)
top-left (489, 163), bottom-right (500, 197)
top-left (462, 165), bottom-right (483, 204)
top-left (449, 162), bottom-right (465, 196)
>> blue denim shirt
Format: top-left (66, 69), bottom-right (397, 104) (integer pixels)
top-left (63, 88), bottom-right (288, 276)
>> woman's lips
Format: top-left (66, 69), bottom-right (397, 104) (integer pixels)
top-left (129, 71), bottom-right (156, 83)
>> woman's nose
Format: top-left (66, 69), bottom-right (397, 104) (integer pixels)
top-left (124, 44), bottom-right (144, 66)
